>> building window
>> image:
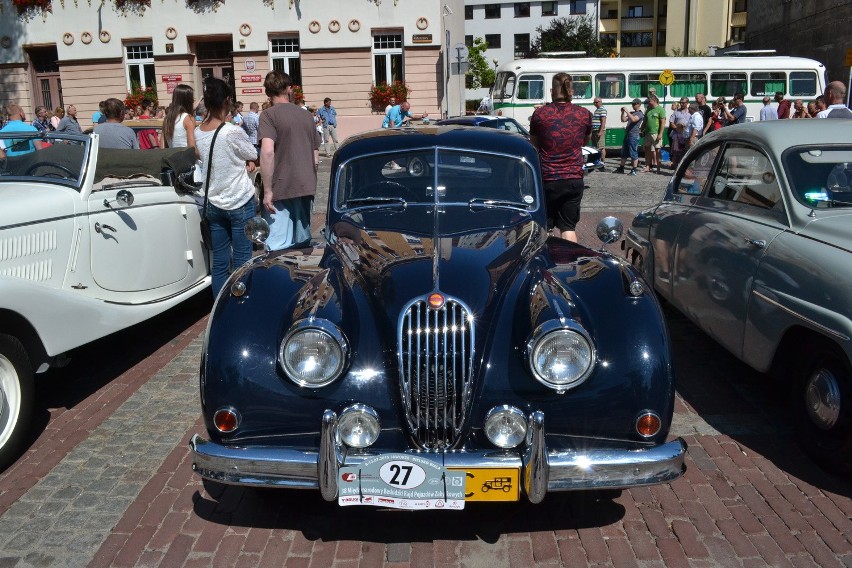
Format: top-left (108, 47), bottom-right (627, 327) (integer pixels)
top-left (465, 5), bottom-right (473, 19)
top-left (465, 35), bottom-right (474, 47)
top-left (484, 4), bottom-right (501, 18)
top-left (627, 5), bottom-right (644, 17)
top-left (542, 1), bottom-right (557, 16)
top-left (569, 1), bottom-right (586, 15)
top-left (485, 34), bottom-right (502, 49)
top-left (125, 43), bottom-right (155, 91)
top-left (730, 26), bottom-right (745, 43)
top-left (600, 33), bottom-right (617, 48)
top-left (514, 34), bottom-right (530, 58)
top-left (621, 32), bottom-right (652, 47)
top-left (514, 2), bottom-right (530, 17)
top-left (373, 34), bottom-right (404, 86)
top-left (270, 38), bottom-right (302, 87)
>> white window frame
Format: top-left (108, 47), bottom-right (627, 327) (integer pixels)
top-left (124, 42), bottom-right (155, 92)
top-left (269, 36), bottom-right (301, 85)
top-left (372, 33), bottom-right (404, 86)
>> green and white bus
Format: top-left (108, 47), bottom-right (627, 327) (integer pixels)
top-left (490, 55), bottom-right (827, 147)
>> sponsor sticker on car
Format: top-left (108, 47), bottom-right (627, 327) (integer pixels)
top-left (338, 453), bottom-right (466, 510)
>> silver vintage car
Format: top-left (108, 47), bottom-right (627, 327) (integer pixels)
top-left (624, 120), bottom-right (852, 471)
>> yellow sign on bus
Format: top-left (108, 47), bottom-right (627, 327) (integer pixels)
top-left (659, 70), bottom-right (675, 86)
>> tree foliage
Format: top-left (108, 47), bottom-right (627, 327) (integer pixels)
top-left (668, 48), bottom-right (709, 57)
top-left (530, 16), bottom-right (614, 58)
top-left (466, 37), bottom-right (496, 90)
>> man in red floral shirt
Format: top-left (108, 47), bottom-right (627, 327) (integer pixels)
top-left (529, 73), bottom-right (592, 243)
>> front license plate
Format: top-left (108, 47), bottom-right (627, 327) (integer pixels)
top-left (448, 467), bottom-right (521, 502)
top-left (338, 453), bottom-right (466, 510)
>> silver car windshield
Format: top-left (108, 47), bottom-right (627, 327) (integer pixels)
top-left (785, 148), bottom-right (852, 208)
top-left (337, 149), bottom-right (536, 210)
top-left (0, 133), bottom-right (88, 189)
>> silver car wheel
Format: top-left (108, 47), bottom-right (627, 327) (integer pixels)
top-left (0, 353), bottom-right (21, 450)
top-left (805, 368), bottom-right (842, 431)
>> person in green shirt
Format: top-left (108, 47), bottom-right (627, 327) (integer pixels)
top-left (641, 95), bottom-right (666, 174)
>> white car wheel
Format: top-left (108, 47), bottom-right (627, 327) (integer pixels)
top-left (0, 335), bottom-right (33, 472)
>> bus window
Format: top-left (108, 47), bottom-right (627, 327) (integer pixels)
top-left (751, 72), bottom-right (786, 97)
top-left (572, 74), bottom-right (593, 100)
top-left (517, 74), bottom-right (544, 100)
top-left (711, 72), bottom-right (747, 97)
top-left (669, 73), bottom-right (708, 99)
top-left (596, 73), bottom-right (625, 99)
top-left (628, 73), bottom-right (658, 98)
top-left (492, 72), bottom-right (516, 100)
top-left (789, 71), bottom-right (817, 97)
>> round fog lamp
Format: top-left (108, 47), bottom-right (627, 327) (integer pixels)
top-left (337, 404), bottom-right (380, 448)
top-left (484, 406), bottom-right (527, 449)
top-left (635, 411), bottom-right (662, 438)
top-left (213, 408), bottom-right (240, 433)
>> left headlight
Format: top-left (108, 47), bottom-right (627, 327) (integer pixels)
top-left (280, 319), bottom-right (348, 387)
top-left (528, 322), bottom-right (594, 391)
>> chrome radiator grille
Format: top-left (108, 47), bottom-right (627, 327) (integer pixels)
top-left (399, 297), bottom-right (474, 450)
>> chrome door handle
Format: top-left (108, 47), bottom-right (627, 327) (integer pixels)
top-left (95, 222), bottom-right (116, 233)
top-left (744, 238), bottom-right (765, 249)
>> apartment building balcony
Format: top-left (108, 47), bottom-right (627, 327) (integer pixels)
top-left (600, 18), bottom-right (619, 33)
top-left (620, 16), bottom-right (655, 31)
top-left (730, 11), bottom-right (747, 27)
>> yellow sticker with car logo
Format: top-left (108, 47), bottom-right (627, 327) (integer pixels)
top-left (448, 468), bottom-right (520, 501)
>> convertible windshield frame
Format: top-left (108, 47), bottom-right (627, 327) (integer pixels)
top-left (334, 146), bottom-right (540, 212)
top-left (781, 144), bottom-right (852, 209)
top-left (0, 132), bottom-right (91, 191)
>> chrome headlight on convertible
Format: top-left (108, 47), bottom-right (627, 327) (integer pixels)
top-left (279, 319), bottom-right (348, 387)
top-left (527, 322), bottom-right (595, 391)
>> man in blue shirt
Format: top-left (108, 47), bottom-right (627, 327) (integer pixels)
top-left (316, 97), bottom-right (338, 156)
top-left (721, 92), bottom-right (747, 125)
top-left (1, 104), bottom-right (43, 156)
top-left (382, 101), bottom-right (427, 129)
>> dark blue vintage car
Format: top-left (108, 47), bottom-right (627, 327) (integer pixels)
top-left (189, 126), bottom-right (686, 509)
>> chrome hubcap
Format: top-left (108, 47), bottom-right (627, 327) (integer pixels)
top-left (805, 368), bottom-right (841, 430)
top-left (0, 355), bottom-right (20, 449)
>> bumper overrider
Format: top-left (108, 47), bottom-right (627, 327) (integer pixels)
top-left (189, 410), bottom-right (687, 504)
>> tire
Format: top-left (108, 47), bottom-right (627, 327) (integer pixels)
top-left (0, 334), bottom-right (34, 472)
top-left (791, 341), bottom-right (852, 473)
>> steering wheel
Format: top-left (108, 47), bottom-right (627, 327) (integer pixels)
top-left (25, 162), bottom-right (76, 178)
top-left (359, 180), bottom-right (417, 201)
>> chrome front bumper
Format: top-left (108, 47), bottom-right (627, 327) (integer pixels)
top-left (189, 410), bottom-right (687, 503)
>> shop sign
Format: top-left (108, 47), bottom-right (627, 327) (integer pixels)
top-left (241, 74), bottom-right (262, 83)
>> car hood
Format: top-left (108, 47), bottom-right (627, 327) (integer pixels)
top-left (800, 211), bottom-right (852, 254)
top-left (328, 211), bottom-right (548, 322)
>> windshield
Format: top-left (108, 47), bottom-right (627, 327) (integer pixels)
top-left (783, 147), bottom-right (852, 208)
top-left (480, 119), bottom-right (529, 137)
top-left (336, 149), bottom-right (537, 210)
top-left (0, 133), bottom-right (88, 189)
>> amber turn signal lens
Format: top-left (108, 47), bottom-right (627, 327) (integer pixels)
top-left (635, 412), bottom-right (661, 438)
top-left (214, 408), bottom-right (239, 433)
top-left (428, 292), bottom-right (445, 309)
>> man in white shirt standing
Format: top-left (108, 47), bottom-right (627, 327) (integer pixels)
top-left (685, 103), bottom-right (704, 149)
top-left (816, 81), bottom-right (852, 119)
top-left (759, 97), bottom-right (778, 121)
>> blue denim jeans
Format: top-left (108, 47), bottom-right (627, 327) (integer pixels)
top-left (206, 197), bottom-right (256, 297)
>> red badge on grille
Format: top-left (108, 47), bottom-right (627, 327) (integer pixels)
top-left (427, 293), bottom-right (445, 309)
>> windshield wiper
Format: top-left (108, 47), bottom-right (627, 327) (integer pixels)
top-left (345, 196), bottom-right (407, 208)
top-left (468, 197), bottom-right (530, 211)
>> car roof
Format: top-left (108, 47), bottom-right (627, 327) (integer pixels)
top-left (336, 125), bottom-right (537, 163)
top-left (697, 119), bottom-right (852, 156)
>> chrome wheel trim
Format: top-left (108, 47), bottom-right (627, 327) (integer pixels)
top-left (805, 368), bottom-right (842, 431)
top-left (0, 354), bottom-right (22, 449)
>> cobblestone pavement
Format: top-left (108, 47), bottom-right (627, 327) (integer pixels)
top-left (1, 155), bottom-right (851, 567)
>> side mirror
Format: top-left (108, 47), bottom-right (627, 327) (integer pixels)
top-left (595, 216), bottom-right (623, 247)
top-left (103, 189), bottom-right (134, 208)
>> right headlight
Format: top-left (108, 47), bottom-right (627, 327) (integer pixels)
top-left (528, 322), bottom-right (594, 391)
top-left (279, 319), bottom-right (348, 388)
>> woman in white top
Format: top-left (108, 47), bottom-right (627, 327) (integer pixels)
top-left (160, 84), bottom-right (197, 151)
top-left (194, 77), bottom-right (258, 296)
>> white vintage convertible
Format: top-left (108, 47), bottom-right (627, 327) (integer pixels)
top-left (0, 131), bottom-right (210, 470)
